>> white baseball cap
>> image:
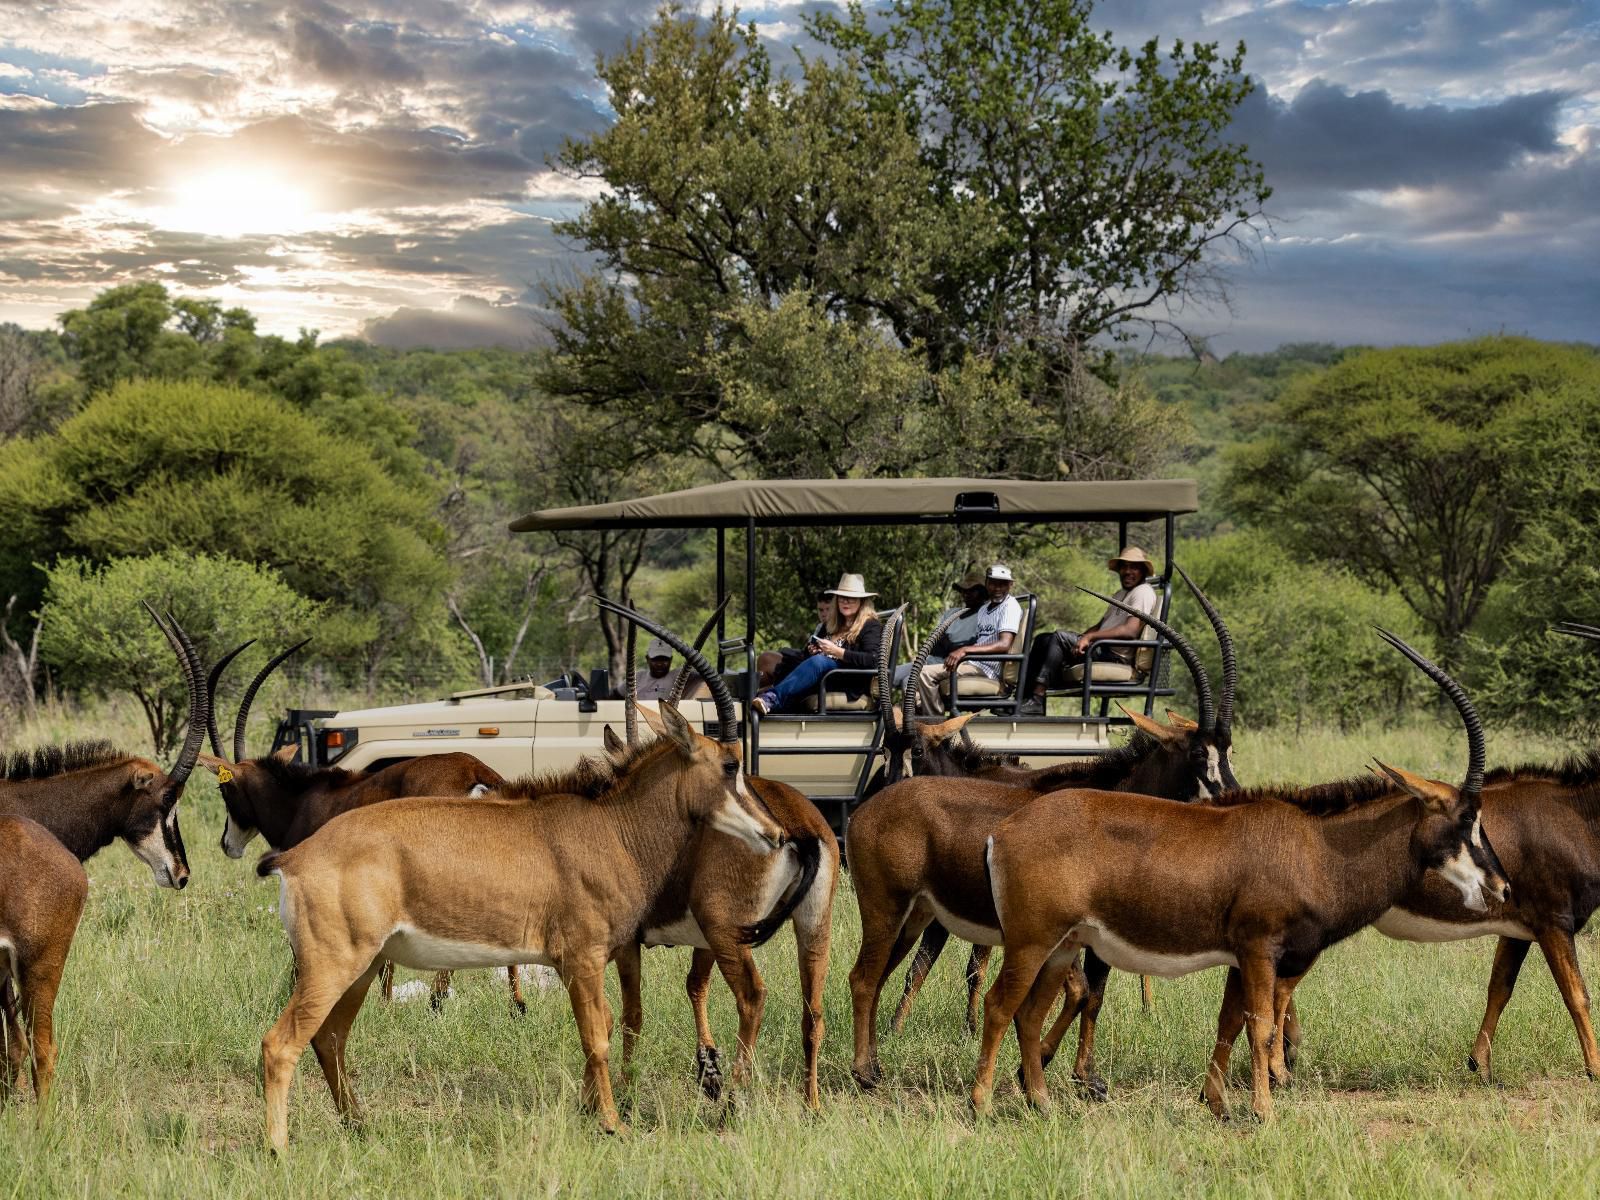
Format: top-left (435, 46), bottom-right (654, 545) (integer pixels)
top-left (986, 563), bottom-right (1014, 582)
top-left (645, 638), bottom-right (674, 660)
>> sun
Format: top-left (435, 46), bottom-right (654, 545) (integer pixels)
top-left (151, 167), bottom-right (318, 239)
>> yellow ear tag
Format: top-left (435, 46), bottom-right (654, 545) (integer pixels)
top-left (215, 766), bottom-right (234, 784)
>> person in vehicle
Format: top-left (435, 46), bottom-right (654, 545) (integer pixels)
top-left (631, 638), bottom-right (678, 702)
top-left (753, 574), bottom-right (883, 715)
top-left (757, 590), bottom-right (834, 688)
top-left (1017, 546), bottom-right (1160, 715)
top-left (892, 569), bottom-right (988, 693)
top-left (913, 564), bottom-right (1022, 715)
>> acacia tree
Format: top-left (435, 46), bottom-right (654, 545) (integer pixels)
top-left (1222, 338), bottom-right (1599, 664)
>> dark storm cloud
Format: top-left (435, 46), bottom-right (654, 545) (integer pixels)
top-left (0, 101), bottom-right (162, 191)
top-left (290, 13), bottom-right (425, 86)
top-left (1233, 80), bottom-right (1568, 196)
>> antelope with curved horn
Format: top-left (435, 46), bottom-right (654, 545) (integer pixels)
top-left (1236, 619), bottom-right (1600, 1087)
top-left (609, 598), bottom-right (842, 1107)
top-left (973, 630), bottom-right (1510, 1121)
top-left (256, 595), bottom-right (787, 1149)
top-left (848, 576), bottom-right (1242, 1095)
top-left (0, 603), bottom-right (207, 1105)
top-left (196, 637), bottom-right (515, 1010)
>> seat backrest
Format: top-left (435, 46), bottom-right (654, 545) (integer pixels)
top-left (1132, 576), bottom-right (1175, 675)
top-left (1000, 593), bottom-right (1037, 690)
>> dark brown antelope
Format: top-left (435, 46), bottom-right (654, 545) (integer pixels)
top-left (1232, 619), bottom-right (1600, 1087)
top-left (973, 631), bottom-right (1510, 1121)
top-left (847, 584), bottom-right (1240, 1096)
top-left (256, 598), bottom-right (787, 1150)
top-left (599, 600), bottom-right (841, 1106)
top-left (0, 605), bottom-right (205, 891)
top-left (0, 816), bottom-right (87, 1107)
top-left (196, 638), bottom-right (514, 1009)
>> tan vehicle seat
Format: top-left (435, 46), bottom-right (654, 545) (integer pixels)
top-left (1063, 621), bottom-right (1159, 684)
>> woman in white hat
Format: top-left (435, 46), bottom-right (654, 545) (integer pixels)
top-left (753, 573), bottom-right (882, 714)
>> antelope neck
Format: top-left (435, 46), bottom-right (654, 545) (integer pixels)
top-left (0, 761), bottom-right (142, 862)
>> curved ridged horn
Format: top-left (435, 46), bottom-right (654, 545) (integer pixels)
top-left (595, 597), bottom-right (737, 742)
top-left (624, 621), bottom-right (639, 746)
top-left (876, 605), bottom-right (905, 730)
top-left (1375, 628), bottom-right (1484, 800)
top-left (204, 640), bottom-right (255, 758)
top-left (667, 597), bottom-right (733, 707)
top-left (1174, 565), bottom-right (1236, 735)
top-left (905, 608), bottom-right (963, 747)
top-left (233, 639), bottom-right (311, 762)
top-left (1080, 586), bottom-right (1215, 732)
top-left (1554, 622), bottom-right (1600, 642)
top-left (141, 603), bottom-right (209, 793)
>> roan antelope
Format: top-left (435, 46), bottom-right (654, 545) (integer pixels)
top-left (604, 601), bottom-right (842, 1107)
top-left (0, 817), bottom-right (87, 1107)
top-left (847, 584), bottom-right (1238, 1096)
top-left (973, 630), bottom-right (1510, 1121)
top-left (256, 597), bottom-right (787, 1150)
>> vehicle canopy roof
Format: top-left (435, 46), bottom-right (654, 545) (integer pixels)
top-left (510, 477), bottom-right (1197, 532)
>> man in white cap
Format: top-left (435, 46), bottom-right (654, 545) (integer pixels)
top-left (632, 637), bottom-right (678, 701)
top-left (914, 563), bottom-right (1022, 715)
top-left (1018, 546), bottom-right (1160, 715)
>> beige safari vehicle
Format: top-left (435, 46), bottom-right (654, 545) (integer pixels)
top-left (278, 477), bottom-right (1198, 833)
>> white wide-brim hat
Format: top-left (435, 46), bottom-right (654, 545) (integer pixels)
top-left (824, 572), bottom-right (878, 599)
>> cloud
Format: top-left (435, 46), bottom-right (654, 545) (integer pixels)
top-left (359, 291), bottom-right (552, 348)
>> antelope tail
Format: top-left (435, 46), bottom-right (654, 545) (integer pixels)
top-left (256, 851), bottom-right (284, 878)
top-left (737, 834), bottom-right (822, 947)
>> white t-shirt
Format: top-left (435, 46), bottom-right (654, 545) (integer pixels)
top-left (969, 595), bottom-right (1023, 680)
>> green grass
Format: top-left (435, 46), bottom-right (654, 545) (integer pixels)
top-left (3, 717), bottom-right (1598, 1197)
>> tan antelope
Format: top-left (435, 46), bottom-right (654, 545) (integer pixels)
top-left (0, 816), bottom-right (87, 1107)
top-left (1214, 620), bottom-right (1600, 1088)
top-left (973, 631), bottom-right (1510, 1120)
top-left (601, 601), bottom-right (844, 1107)
top-left (847, 586), bottom-right (1239, 1096)
top-left (256, 597), bottom-right (786, 1150)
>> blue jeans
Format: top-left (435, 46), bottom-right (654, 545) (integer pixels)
top-left (766, 653), bottom-right (837, 712)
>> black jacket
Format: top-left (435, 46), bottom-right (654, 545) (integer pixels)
top-left (830, 617), bottom-right (883, 700)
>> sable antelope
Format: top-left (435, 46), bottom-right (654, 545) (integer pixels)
top-left (973, 631), bottom-right (1510, 1121)
top-left (847, 584), bottom-right (1240, 1095)
top-left (604, 599), bottom-right (842, 1107)
top-left (256, 599), bottom-right (786, 1150)
top-left (196, 638), bottom-right (514, 1009)
top-left (0, 817), bottom-right (87, 1107)
top-left (0, 605), bottom-right (204, 891)
top-left (1235, 620), bottom-right (1600, 1087)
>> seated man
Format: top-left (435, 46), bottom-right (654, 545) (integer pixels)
top-left (632, 637), bottom-right (678, 701)
top-left (914, 564), bottom-right (1022, 715)
top-left (1017, 546), bottom-right (1159, 715)
top-left (893, 569), bottom-right (989, 694)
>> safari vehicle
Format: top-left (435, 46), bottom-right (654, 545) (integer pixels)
top-left (277, 477), bottom-right (1198, 832)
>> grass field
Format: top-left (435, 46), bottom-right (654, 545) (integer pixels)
top-left (4, 711), bottom-right (1600, 1198)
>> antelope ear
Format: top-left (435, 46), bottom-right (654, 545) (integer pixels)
top-left (602, 724), bottom-right (625, 756)
top-left (922, 712), bottom-right (976, 742)
top-left (1372, 760), bottom-right (1456, 809)
top-left (653, 700), bottom-right (697, 756)
top-left (1163, 709), bottom-right (1200, 732)
top-left (196, 753), bottom-right (239, 777)
top-left (635, 701), bottom-right (669, 738)
top-left (132, 767), bottom-right (157, 790)
top-left (1119, 704), bottom-right (1186, 743)
top-left (889, 708), bottom-right (904, 732)
top-left (271, 746), bottom-right (298, 764)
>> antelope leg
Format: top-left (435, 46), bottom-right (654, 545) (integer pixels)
top-left (506, 966), bottom-right (526, 1016)
top-left (795, 901), bottom-right (832, 1111)
top-left (849, 899), bottom-right (931, 1087)
top-left (711, 942), bottom-right (766, 1089)
top-left (19, 938), bottom-right (72, 1108)
top-left (1537, 929), bottom-right (1600, 1080)
top-left (263, 948), bottom-right (376, 1152)
top-left (612, 943), bottom-right (643, 1074)
top-left (1014, 948), bottom-right (1080, 1112)
top-left (310, 962), bottom-right (381, 1125)
top-left (684, 946), bottom-right (720, 1097)
top-left (965, 945), bottom-right (994, 1037)
top-left (971, 942), bottom-right (1053, 1115)
top-left (1202, 967), bottom-right (1247, 1119)
top-left (1240, 954), bottom-right (1279, 1122)
top-left (889, 922), bottom-right (949, 1035)
top-left (564, 955), bottom-right (624, 1134)
top-left (1, 978), bottom-right (22, 1103)
top-left (1468, 935), bottom-right (1532, 1081)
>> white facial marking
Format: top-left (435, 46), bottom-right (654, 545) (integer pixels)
top-left (1204, 745), bottom-right (1222, 787)
top-left (1436, 847), bottom-right (1491, 912)
top-left (221, 814), bottom-right (257, 858)
top-left (710, 791), bottom-right (778, 853)
top-left (130, 821), bottom-right (180, 887)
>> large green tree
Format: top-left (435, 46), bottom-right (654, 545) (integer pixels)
top-left (1222, 337), bottom-right (1600, 663)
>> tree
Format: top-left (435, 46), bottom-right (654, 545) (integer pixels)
top-left (41, 552), bottom-right (319, 754)
top-left (0, 379), bottom-right (453, 689)
top-left (1221, 338), bottom-right (1598, 664)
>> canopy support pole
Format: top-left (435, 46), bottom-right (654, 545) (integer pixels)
top-left (745, 517), bottom-right (758, 771)
top-left (716, 526), bottom-right (727, 672)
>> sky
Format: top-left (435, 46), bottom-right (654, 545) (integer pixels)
top-left (0, 1), bottom-right (1596, 354)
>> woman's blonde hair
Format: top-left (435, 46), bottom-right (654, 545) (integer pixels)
top-left (826, 594), bottom-right (879, 647)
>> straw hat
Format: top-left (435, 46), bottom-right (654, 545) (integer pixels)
top-left (951, 570), bottom-right (985, 592)
top-left (824, 572), bottom-right (878, 599)
top-left (1107, 546), bottom-right (1156, 579)
top-left (644, 638), bottom-right (674, 660)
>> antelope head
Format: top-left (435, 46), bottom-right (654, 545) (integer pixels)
top-left (194, 637), bottom-right (310, 857)
top-left (1374, 629), bottom-right (1511, 912)
top-left (134, 604), bottom-right (216, 889)
top-left (1085, 563), bottom-right (1241, 800)
top-left (598, 597), bottom-right (785, 854)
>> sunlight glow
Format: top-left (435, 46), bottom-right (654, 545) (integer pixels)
top-left (150, 168), bottom-right (318, 238)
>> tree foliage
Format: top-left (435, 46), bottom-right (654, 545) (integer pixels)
top-left (42, 551), bottom-right (319, 753)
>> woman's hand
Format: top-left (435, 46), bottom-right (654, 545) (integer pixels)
top-left (815, 637), bottom-right (845, 660)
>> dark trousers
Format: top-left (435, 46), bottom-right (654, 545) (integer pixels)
top-left (1026, 629), bottom-right (1138, 692)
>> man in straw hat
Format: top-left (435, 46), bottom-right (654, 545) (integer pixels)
top-left (753, 572), bottom-right (883, 715)
top-left (1017, 546), bottom-right (1160, 716)
top-left (913, 563), bottom-right (1023, 716)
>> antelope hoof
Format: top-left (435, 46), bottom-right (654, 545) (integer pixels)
top-left (695, 1046), bottom-right (723, 1102)
top-left (1077, 1074), bottom-right (1109, 1102)
top-left (429, 993), bottom-right (445, 1014)
top-left (851, 1061), bottom-right (882, 1090)
top-left (511, 997), bottom-right (528, 1018)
